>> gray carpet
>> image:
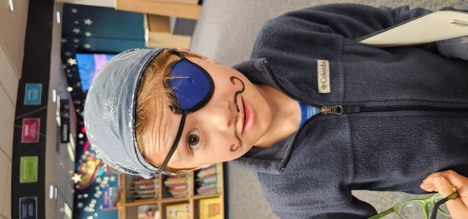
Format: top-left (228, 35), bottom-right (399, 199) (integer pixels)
top-left (190, 1), bottom-right (468, 218)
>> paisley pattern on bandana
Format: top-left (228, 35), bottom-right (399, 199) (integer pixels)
top-left (101, 98), bottom-right (117, 122)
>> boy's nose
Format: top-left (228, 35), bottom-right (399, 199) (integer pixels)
top-left (209, 100), bottom-right (235, 132)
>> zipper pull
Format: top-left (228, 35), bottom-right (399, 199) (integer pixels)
top-left (320, 105), bottom-right (343, 115)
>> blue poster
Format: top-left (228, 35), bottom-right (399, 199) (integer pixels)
top-left (24, 83), bottom-right (42, 105)
top-left (19, 196), bottom-right (37, 219)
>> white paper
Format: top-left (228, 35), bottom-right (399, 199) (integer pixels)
top-left (359, 11), bottom-right (468, 47)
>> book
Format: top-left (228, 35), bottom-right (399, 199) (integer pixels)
top-left (359, 11), bottom-right (468, 47)
top-left (197, 166), bottom-right (217, 178)
top-left (130, 175), bottom-right (159, 201)
top-left (130, 184), bottom-right (156, 190)
top-left (199, 197), bottom-right (222, 219)
top-left (166, 203), bottom-right (190, 219)
top-left (138, 204), bottom-right (160, 219)
top-left (196, 164), bottom-right (221, 195)
top-left (164, 173), bottom-right (191, 198)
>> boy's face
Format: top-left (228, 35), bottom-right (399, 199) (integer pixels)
top-left (141, 52), bottom-right (273, 170)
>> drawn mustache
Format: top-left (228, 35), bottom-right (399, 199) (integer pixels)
top-left (229, 76), bottom-right (245, 152)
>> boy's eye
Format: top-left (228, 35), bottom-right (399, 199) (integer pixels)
top-left (187, 129), bottom-right (200, 150)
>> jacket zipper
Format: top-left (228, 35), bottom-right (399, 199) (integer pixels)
top-left (320, 105), bottom-right (468, 115)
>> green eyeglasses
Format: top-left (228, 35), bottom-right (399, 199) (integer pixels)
top-left (368, 187), bottom-right (459, 219)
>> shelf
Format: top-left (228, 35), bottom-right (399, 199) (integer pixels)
top-left (192, 193), bottom-right (223, 200)
top-left (161, 197), bottom-right (191, 204)
top-left (118, 163), bottom-right (225, 219)
top-left (125, 199), bottom-right (159, 207)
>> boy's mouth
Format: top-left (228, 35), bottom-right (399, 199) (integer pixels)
top-left (241, 97), bottom-right (255, 135)
top-left (241, 97), bottom-right (248, 134)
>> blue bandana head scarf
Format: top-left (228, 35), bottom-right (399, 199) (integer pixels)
top-left (84, 48), bottom-right (163, 179)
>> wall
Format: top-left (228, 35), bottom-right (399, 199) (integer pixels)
top-left (0, 0), bottom-right (29, 218)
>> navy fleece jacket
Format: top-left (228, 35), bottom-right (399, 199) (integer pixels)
top-left (231, 4), bottom-right (468, 219)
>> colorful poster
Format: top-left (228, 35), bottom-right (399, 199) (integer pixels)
top-left (20, 156), bottom-right (38, 183)
top-left (21, 118), bottom-right (40, 143)
top-left (19, 196), bottom-right (37, 219)
top-left (101, 186), bottom-right (120, 210)
top-left (23, 83), bottom-right (42, 105)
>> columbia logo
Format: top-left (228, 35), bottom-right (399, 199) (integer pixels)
top-left (317, 60), bottom-right (330, 93)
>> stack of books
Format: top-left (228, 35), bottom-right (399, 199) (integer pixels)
top-left (163, 173), bottom-right (190, 198)
top-left (130, 175), bottom-right (159, 201)
top-left (196, 164), bottom-right (220, 195)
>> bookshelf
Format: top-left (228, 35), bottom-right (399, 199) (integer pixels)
top-left (117, 163), bottom-right (225, 219)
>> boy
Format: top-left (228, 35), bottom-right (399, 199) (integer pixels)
top-left (84, 3), bottom-right (468, 218)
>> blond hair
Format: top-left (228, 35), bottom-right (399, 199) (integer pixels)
top-left (135, 49), bottom-right (195, 174)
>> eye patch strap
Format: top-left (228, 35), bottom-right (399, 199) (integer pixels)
top-left (157, 114), bottom-right (187, 174)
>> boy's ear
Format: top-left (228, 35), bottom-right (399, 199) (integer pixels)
top-left (176, 48), bottom-right (217, 64)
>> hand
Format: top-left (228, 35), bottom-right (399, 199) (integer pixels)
top-left (420, 170), bottom-right (468, 219)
